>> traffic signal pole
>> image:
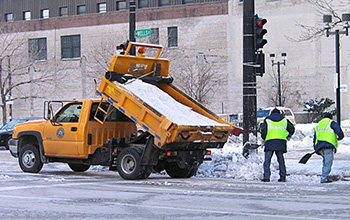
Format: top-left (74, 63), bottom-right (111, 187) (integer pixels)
top-left (129, 0), bottom-right (136, 55)
top-left (242, 0), bottom-right (257, 157)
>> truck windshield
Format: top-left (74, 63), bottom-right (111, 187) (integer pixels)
top-left (257, 110), bottom-right (270, 118)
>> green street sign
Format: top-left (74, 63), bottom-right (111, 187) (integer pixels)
top-left (135, 29), bottom-right (151, 38)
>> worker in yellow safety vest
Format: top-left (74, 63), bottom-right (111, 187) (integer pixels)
top-left (314, 113), bottom-right (344, 183)
top-left (260, 108), bottom-right (295, 182)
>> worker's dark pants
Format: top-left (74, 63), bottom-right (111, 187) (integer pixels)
top-left (263, 150), bottom-right (286, 180)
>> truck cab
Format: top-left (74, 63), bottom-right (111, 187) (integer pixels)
top-left (10, 99), bottom-right (136, 173)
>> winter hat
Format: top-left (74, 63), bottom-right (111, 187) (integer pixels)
top-left (322, 112), bottom-right (333, 119)
top-left (271, 108), bottom-right (280, 114)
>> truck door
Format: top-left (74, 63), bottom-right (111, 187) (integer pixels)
top-left (43, 102), bottom-right (84, 157)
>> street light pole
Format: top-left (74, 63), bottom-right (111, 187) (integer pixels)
top-left (277, 61), bottom-right (282, 106)
top-left (270, 53), bottom-right (287, 107)
top-left (335, 29), bottom-right (341, 125)
top-left (323, 14), bottom-right (350, 126)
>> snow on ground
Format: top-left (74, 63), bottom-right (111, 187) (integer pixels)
top-left (197, 120), bottom-right (350, 183)
top-left (123, 80), bottom-right (228, 126)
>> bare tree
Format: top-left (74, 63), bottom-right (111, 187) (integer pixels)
top-left (174, 54), bottom-right (223, 105)
top-left (262, 65), bottom-right (302, 109)
top-left (265, 68), bottom-right (290, 106)
top-left (289, 0), bottom-right (350, 42)
top-left (0, 24), bottom-right (56, 123)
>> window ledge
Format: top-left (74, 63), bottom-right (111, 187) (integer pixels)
top-left (61, 57), bottom-right (81, 61)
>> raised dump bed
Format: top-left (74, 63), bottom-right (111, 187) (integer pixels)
top-left (96, 42), bottom-right (236, 149)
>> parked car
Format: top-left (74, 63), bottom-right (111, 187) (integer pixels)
top-left (0, 117), bottom-right (42, 150)
top-left (257, 107), bottom-right (296, 126)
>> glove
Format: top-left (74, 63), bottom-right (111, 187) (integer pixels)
top-left (287, 135), bottom-right (292, 141)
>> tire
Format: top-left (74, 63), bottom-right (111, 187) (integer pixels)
top-left (68, 164), bottom-right (90, 172)
top-left (186, 166), bottom-right (198, 178)
top-left (140, 166), bottom-right (153, 179)
top-left (19, 144), bottom-right (43, 173)
top-left (165, 162), bottom-right (197, 178)
top-left (4, 136), bottom-right (11, 150)
top-left (117, 147), bottom-right (144, 180)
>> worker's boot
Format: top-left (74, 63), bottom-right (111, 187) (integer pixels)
top-left (261, 178), bottom-right (270, 182)
top-left (278, 177), bottom-right (286, 182)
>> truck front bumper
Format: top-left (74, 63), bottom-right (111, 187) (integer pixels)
top-left (9, 139), bottom-right (18, 158)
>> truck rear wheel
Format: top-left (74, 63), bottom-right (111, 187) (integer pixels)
top-left (19, 144), bottom-right (43, 173)
top-left (165, 162), bottom-right (198, 178)
top-left (68, 164), bottom-right (90, 172)
top-left (117, 147), bottom-right (147, 180)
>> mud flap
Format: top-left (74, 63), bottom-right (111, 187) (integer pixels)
top-left (176, 151), bottom-right (203, 169)
top-left (141, 136), bottom-right (161, 166)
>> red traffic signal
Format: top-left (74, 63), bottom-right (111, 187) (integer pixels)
top-left (254, 15), bottom-right (268, 50)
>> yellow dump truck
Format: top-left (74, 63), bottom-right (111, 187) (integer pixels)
top-left (9, 42), bottom-right (237, 180)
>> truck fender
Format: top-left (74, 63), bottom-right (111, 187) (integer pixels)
top-left (17, 131), bottom-right (48, 163)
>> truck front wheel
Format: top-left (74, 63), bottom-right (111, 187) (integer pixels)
top-left (68, 164), bottom-right (90, 172)
top-left (165, 162), bottom-right (198, 178)
top-left (19, 144), bottom-right (43, 173)
top-left (117, 147), bottom-right (147, 180)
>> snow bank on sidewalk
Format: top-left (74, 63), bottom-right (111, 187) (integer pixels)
top-left (197, 121), bottom-right (350, 183)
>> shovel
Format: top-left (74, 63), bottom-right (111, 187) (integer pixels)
top-left (298, 151), bottom-right (316, 164)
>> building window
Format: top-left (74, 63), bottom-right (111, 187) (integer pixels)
top-left (98, 3), bottom-right (107, 13)
top-left (41, 9), bottom-right (49, 19)
top-left (61, 35), bottom-right (81, 59)
top-left (150, 28), bottom-right (159, 44)
top-left (138, 0), bottom-right (149, 8)
top-left (23, 11), bottom-right (31, 20)
top-left (77, 5), bottom-right (86, 15)
top-left (59, 7), bottom-right (68, 16)
top-left (167, 27), bottom-right (178, 47)
top-left (5, 13), bottom-right (13, 22)
top-left (117, 1), bottom-right (127, 10)
top-left (182, 0), bottom-right (193, 4)
top-left (29, 38), bottom-right (47, 61)
top-left (159, 0), bottom-right (170, 6)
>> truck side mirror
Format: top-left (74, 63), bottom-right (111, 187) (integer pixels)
top-left (47, 106), bottom-right (52, 120)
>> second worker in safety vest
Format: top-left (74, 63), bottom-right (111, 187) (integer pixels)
top-left (260, 108), bottom-right (295, 182)
top-left (314, 113), bottom-right (344, 183)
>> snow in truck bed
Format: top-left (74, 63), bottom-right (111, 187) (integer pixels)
top-left (122, 80), bottom-right (228, 126)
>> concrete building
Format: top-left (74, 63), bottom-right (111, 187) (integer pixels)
top-left (0, 0), bottom-right (349, 123)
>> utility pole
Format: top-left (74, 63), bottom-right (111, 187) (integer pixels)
top-left (242, 0), bottom-right (256, 157)
top-left (129, 0), bottom-right (136, 55)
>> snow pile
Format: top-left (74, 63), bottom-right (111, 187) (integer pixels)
top-left (197, 121), bottom-right (350, 182)
top-left (288, 123), bottom-right (315, 151)
top-left (197, 135), bottom-right (265, 181)
top-left (122, 80), bottom-right (228, 126)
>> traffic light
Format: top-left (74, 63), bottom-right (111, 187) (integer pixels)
top-left (254, 14), bottom-right (268, 50)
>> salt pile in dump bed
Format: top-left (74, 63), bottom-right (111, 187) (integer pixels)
top-left (123, 80), bottom-right (228, 126)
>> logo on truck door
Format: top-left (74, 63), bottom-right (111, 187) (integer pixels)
top-left (57, 128), bottom-right (65, 139)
